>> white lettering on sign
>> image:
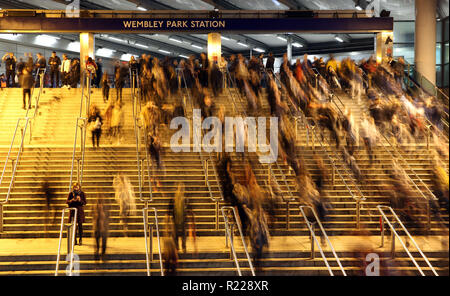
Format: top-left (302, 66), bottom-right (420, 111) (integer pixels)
top-left (123, 20), bottom-right (226, 29)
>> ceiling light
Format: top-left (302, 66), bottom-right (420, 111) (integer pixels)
top-left (292, 42), bottom-right (303, 48)
top-left (277, 36), bottom-right (287, 42)
top-left (108, 36), bottom-right (125, 42)
top-left (191, 44), bottom-right (203, 49)
top-left (67, 41), bottom-right (80, 52)
top-left (0, 34), bottom-right (22, 40)
top-left (137, 6), bottom-right (147, 11)
top-left (221, 36), bottom-right (230, 41)
top-left (35, 35), bottom-right (59, 45)
top-left (355, 5), bottom-right (362, 10)
top-left (158, 49), bottom-right (171, 54)
top-left (135, 43), bottom-right (149, 48)
top-left (237, 42), bottom-right (248, 47)
top-left (96, 48), bottom-right (116, 57)
top-left (121, 53), bottom-right (137, 61)
top-left (272, 0), bottom-right (281, 6)
top-left (169, 37), bottom-right (182, 43)
top-left (253, 48), bottom-right (265, 53)
top-left (335, 36), bottom-right (344, 42)
top-left (179, 55), bottom-right (189, 58)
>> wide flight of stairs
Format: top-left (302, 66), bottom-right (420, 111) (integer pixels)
top-left (0, 84), bottom-right (448, 276)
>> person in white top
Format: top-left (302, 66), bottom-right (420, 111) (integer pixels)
top-left (60, 54), bottom-right (71, 87)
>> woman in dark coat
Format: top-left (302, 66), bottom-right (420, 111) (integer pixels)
top-left (66, 182), bottom-right (86, 245)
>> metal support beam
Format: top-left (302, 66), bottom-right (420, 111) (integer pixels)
top-left (200, 0), bottom-right (241, 10)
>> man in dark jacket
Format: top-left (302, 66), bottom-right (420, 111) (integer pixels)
top-left (2, 52), bottom-right (16, 87)
top-left (67, 182), bottom-right (87, 246)
top-left (48, 51), bottom-right (61, 88)
top-left (265, 52), bottom-right (275, 73)
top-left (20, 68), bottom-right (34, 110)
top-left (35, 53), bottom-right (47, 87)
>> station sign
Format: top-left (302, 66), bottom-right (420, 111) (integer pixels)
top-left (0, 17), bottom-right (393, 33)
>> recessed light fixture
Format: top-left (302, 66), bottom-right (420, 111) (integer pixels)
top-left (237, 42), bottom-right (248, 47)
top-left (158, 49), bottom-right (171, 54)
top-left (191, 44), bottom-right (203, 49)
top-left (179, 54), bottom-right (189, 58)
top-left (108, 36), bottom-right (125, 42)
top-left (253, 48), bottom-right (265, 53)
top-left (335, 36), bottom-right (344, 42)
top-left (169, 37), bottom-right (182, 43)
top-left (292, 42), bottom-right (303, 48)
top-left (221, 36), bottom-right (230, 41)
top-left (137, 6), bottom-right (147, 11)
top-left (135, 43), bottom-right (149, 48)
top-left (355, 5), bottom-right (362, 10)
top-left (277, 36), bottom-right (287, 42)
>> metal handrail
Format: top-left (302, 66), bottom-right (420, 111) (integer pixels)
top-left (372, 72), bottom-right (449, 142)
top-left (356, 76), bottom-right (440, 202)
top-left (221, 206), bottom-right (255, 276)
top-left (55, 207), bottom-right (78, 276)
top-left (224, 68), bottom-right (297, 230)
top-left (299, 205), bottom-right (347, 276)
top-left (178, 68), bottom-right (223, 230)
top-left (27, 68), bottom-right (47, 142)
top-left (266, 68), bottom-right (367, 228)
top-left (0, 70), bottom-right (46, 231)
top-left (143, 206), bottom-right (164, 276)
top-left (68, 73), bottom-right (91, 191)
top-left (130, 69), bottom-right (153, 203)
top-left (377, 205), bottom-right (439, 276)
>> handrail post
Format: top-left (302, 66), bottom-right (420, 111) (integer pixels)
top-left (76, 158), bottom-right (80, 183)
top-left (310, 222), bottom-right (315, 259)
top-left (427, 201), bottom-right (431, 232)
top-left (332, 165), bottom-right (335, 187)
top-left (286, 200), bottom-right (290, 230)
top-left (356, 200), bottom-right (361, 229)
top-left (230, 222), bottom-right (234, 260)
top-left (205, 159), bottom-right (208, 187)
top-left (11, 159), bottom-right (15, 175)
top-left (390, 228), bottom-right (396, 259)
top-left (0, 204), bottom-right (3, 233)
top-left (380, 216), bottom-right (385, 248)
top-left (215, 200), bottom-right (219, 230)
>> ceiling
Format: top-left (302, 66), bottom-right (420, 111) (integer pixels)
top-left (0, 0), bottom-right (447, 59)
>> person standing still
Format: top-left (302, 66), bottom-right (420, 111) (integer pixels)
top-left (2, 52), bottom-right (17, 87)
top-left (60, 54), bottom-right (71, 88)
top-left (20, 68), bottom-right (34, 110)
top-left (35, 53), bottom-right (47, 87)
top-left (66, 182), bottom-right (87, 246)
top-left (48, 51), bottom-right (61, 88)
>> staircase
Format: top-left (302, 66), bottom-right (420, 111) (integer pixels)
top-left (0, 84), bottom-right (448, 276)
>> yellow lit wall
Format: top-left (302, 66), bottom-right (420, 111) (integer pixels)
top-left (375, 31), bottom-right (394, 64)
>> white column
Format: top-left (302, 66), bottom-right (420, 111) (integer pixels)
top-left (415, 0), bottom-right (437, 84)
top-left (287, 35), bottom-right (292, 63)
top-left (80, 32), bottom-right (95, 79)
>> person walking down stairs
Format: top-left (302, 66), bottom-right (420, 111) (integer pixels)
top-left (88, 104), bottom-right (103, 148)
top-left (113, 174), bottom-right (136, 237)
top-left (169, 183), bottom-right (189, 254)
top-left (66, 182), bottom-right (86, 246)
top-left (19, 68), bottom-right (34, 110)
top-left (93, 195), bottom-right (109, 261)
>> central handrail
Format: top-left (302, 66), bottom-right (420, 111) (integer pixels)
top-left (221, 206), bottom-right (255, 276)
top-left (377, 205), bottom-right (439, 276)
top-left (68, 73), bottom-right (91, 191)
top-left (177, 68), bottom-right (223, 230)
top-left (143, 206), bottom-right (164, 276)
top-left (266, 68), bottom-right (367, 228)
top-left (299, 205), bottom-right (347, 276)
top-left (130, 69), bottom-right (153, 203)
top-left (224, 68), bottom-right (297, 229)
top-left (0, 69), bottom-right (46, 232)
top-left (55, 208), bottom-right (78, 276)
